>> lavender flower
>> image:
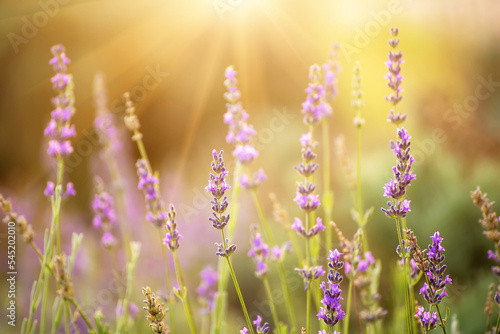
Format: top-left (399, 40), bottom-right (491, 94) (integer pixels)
top-left (291, 217), bottom-right (325, 238)
top-left (381, 127), bottom-right (415, 218)
top-left (301, 64), bottom-right (332, 124)
top-left (223, 66), bottom-right (258, 164)
top-left (197, 266), bottom-right (218, 315)
top-left (206, 150), bottom-right (236, 257)
top-left (317, 249), bottom-right (345, 328)
top-left (248, 226), bottom-right (270, 278)
top-left (323, 43), bottom-right (341, 103)
top-left (136, 159), bottom-right (167, 227)
top-left (45, 44), bottom-right (76, 158)
top-left (385, 27), bottom-right (406, 125)
top-left (414, 307), bottom-right (439, 332)
top-left (240, 169), bottom-right (266, 190)
top-left (92, 179), bottom-right (117, 249)
top-left (295, 265), bottom-right (325, 290)
top-left (162, 204), bottom-right (182, 252)
top-left (240, 315), bottom-right (270, 334)
top-left (418, 232), bottom-right (452, 306)
top-left (318, 331), bottom-right (340, 334)
top-left (294, 134), bottom-right (321, 213)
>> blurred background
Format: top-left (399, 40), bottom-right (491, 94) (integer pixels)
top-left (1, 0), bottom-right (500, 333)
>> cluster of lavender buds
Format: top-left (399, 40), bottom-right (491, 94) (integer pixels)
top-left (92, 178), bottom-right (117, 249)
top-left (381, 127), bottom-right (415, 218)
top-left (0, 196), bottom-right (34, 243)
top-left (136, 159), bottom-right (167, 227)
top-left (385, 27), bottom-right (406, 125)
top-left (470, 187), bottom-right (500, 277)
top-left (414, 307), bottom-right (439, 332)
top-left (301, 64), bottom-right (332, 124)
top-left (291, 217), bottom-right (325, 238)
top-left (93, 72), bottom-right (120, 152)
top-left (270, 241), bottom-right (292, 262)
top-left (197, 266), bottom-right (218, 315)
top-left (352, 61), bottom-right (365, 127)
top-left (294, 133), bottom-right (320, 212)
top-left (322, 43), bottom-right (341, 104)
top-left (45, 44), bottom-right (76, 158)
top-left (162, 204), bottom-right (182, 252)
top-left (206, 150), bottom-right (236, 257)
top-left (223, 66), bottom-right (258, 165)
top-left (248, 226), bottom-right (270, 278)
top-left (317, 249), bottom-right (345, 329)
top-left (240, 315), bottom-right (270, 334)
top-left (295, 265), bottom-right (325, 290)
top-left (419, 232), bottom-right (452, 305)
top-left (142, 286), bottom-right (169, 334)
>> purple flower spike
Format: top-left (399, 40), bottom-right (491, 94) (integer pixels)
top-left (418, 231), bottom-right (452, 307)
top-left (45, 44), bottom-right (76, 159)
top-left (163, 204), bottom-right (182, 252)
top-left (248, 226), bottom-right (270, 278)
top-left (136, 159), bottom-right (167, 228)
top-left (318, 249), bottom-right (344, 330)
top-left (197, 266), bottom-right (218, 315)
top-left (92, 179), bottom-right (117, 249)
top-left (385, 28), bottom-right (407, 124)
top-left (301, 64), bottom-right (332, 125)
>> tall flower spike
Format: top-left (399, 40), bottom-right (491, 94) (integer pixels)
top-left (323, 42), bottom-right (341, 104)
top-left (301, 64), bottom-right (332, 125)
top-left (197, 266), bottom-right (218, 315)
top-left (381, 127), bottom-right (415, 218)
top-left (352, 61), bottom-right (365, 128)
top-left (248, 225), bottom-right (270, 278)
top-left (223, 66), bottom-right (258, 164)
top-left (317, 249), bottom-right (345, 329)
top-left (92, 178), bottom-right (117, 249)
top-left (142, 287), bottom-right (169, 334)
top-left (45, 44), bottom-right (76, 158)
top-left (163, 204), bottom-right (182, 252)
top-left (206, 150), bottom-right (236, 257)
top-left (386, 27), bottom-right (406, 125)
top-left (136, 159), bottom-right (167, 227)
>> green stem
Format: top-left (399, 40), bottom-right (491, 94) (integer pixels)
top-left (435, 305), bottom-right (447, 334)
top-left (495, 312), bottom-right (500, 334)
top-left (221, 230), bottom-right (254, 334)
top-left (64, 300), bottom-right (70, 334)
top-left (211, 161), bottom-right (242, 334)
top-left (276, 262), bottom-right (297, 333)
top-left (306, 287), bottom-right (311, 333)
top-left (305, 212), bottom-right (312, 333)
top-left (158, 230), bottom-right (175, 334)
top-left (40, 270), bottom-right (50, 334)
top-left (173, 251), bottom-right (197, 334)
top-left (68, 298), bottom-right (94, 331)
top-left (262, 278), bottom-right (280, 332)
top-left (251, 190), bottom-right (297, 331)
top-left (343, 277), bottom-right (354, 334)
top-left (395, 217), bottom-right (413, 334)
top-left (322, 120), bottom-right (334, 251)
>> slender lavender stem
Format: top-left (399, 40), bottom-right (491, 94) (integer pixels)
top-left (173, 251), bottom-right (197, 334)
top-left (262, 278), bottom-right (280, 332)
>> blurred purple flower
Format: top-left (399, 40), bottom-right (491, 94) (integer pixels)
top-left (136, 159), bottom-right (167, 227)
top-left (301, 64), bottom-right (332, 124)
top-left (197, 266), bottom-right (218, 315)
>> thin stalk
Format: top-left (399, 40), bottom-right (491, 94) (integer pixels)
top-left (343, 275), bottom-right (354, 334)
top-left (305, 212), bottom-right (312, 333)
top-left (68, 298), bottom-right (94, 331)
top-left (63, 300), bottom-right (70, 334)
top-left (109, 248), bottom-right (124, 299)
top-left (55, 158), bottom-right (64, 256)
top-left (173, 251), bottom-right (197, 334)
top-left (158, 230), bottom-right (175, 334)
top-left (211, 162), bottom-right (242, 334)
top-left (435, 305), bottom-right (447, 334)
top-left (39, 271), bottom-right (50, 334)
top-left (221, 229), bottom-right (255, 334)
top-left (262, 278), bottom-right (280, 332)
top-left (495, 312), bottom-right (500, 334)
top-left (105, 141), bottom-right (132, 260)
top-left (395, 217), bottom-right (413, 334)
top-left (251, 190), bottom-right (297, 331)
top-left (322, 120), bottom-right (334, 251)
top-left (50, 297), bottom-right (63, 334)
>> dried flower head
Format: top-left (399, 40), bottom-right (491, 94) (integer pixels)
top-left (142, 286), bottom-right (169, 334)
